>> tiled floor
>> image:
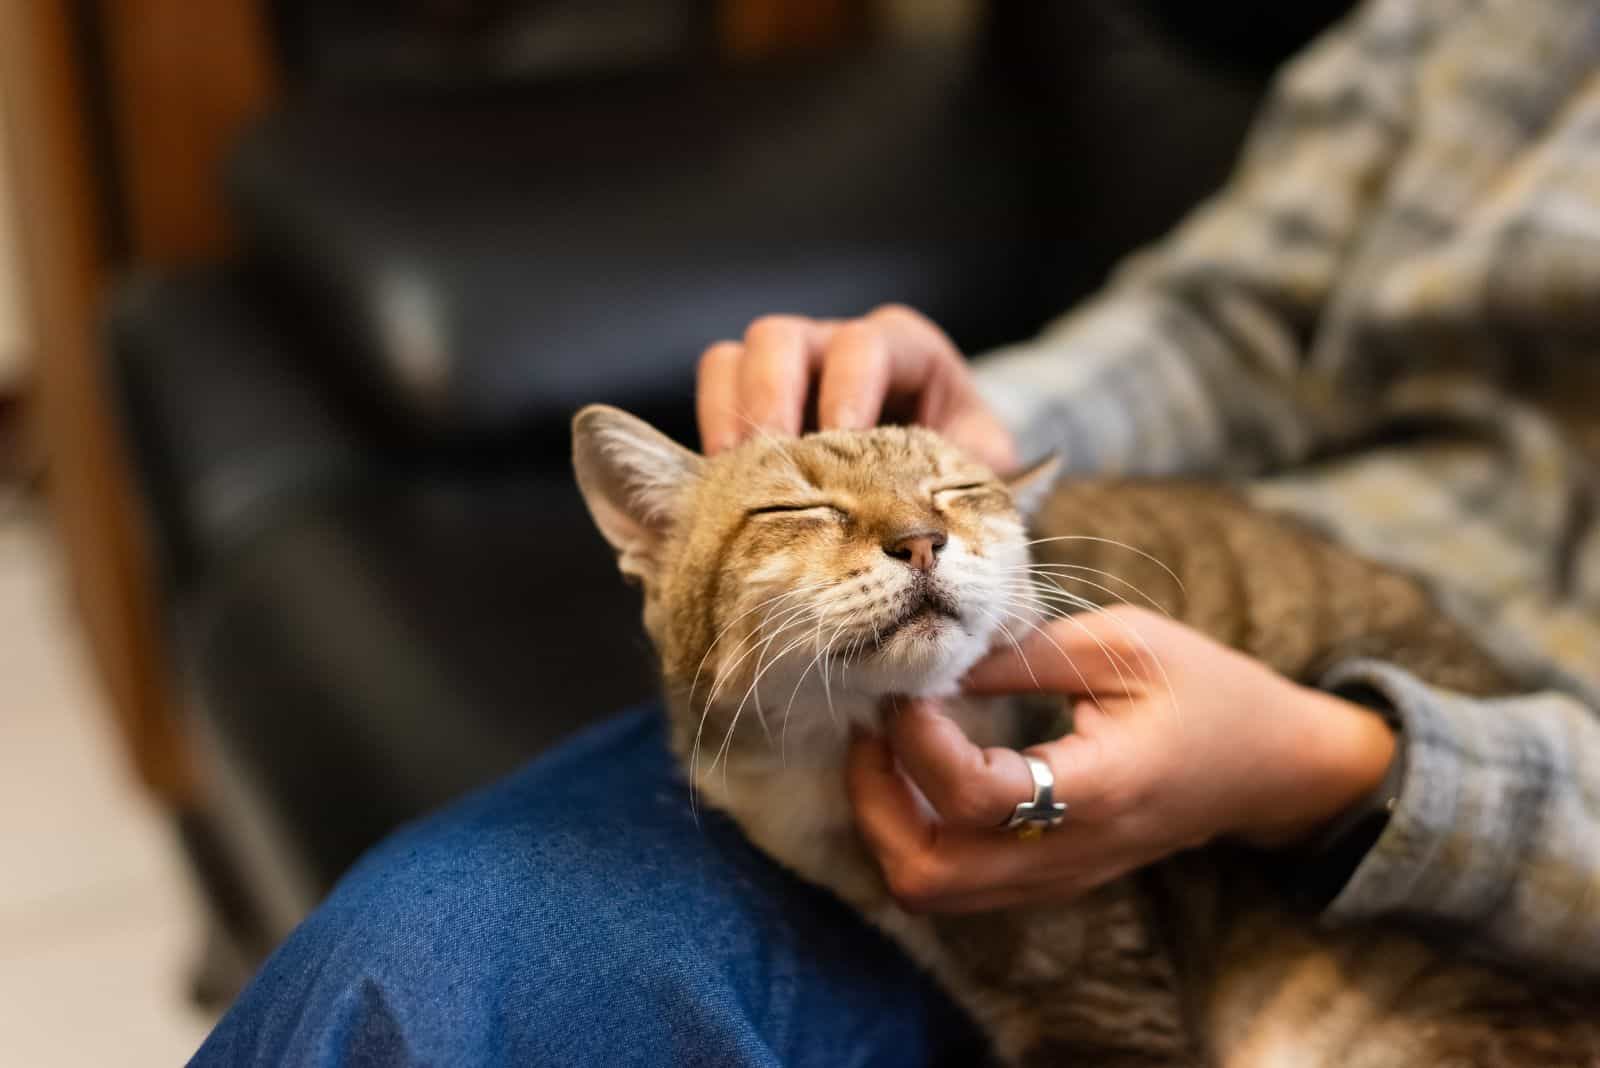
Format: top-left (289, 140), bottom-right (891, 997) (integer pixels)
top-left (0, 495), bottom-right (215, 1065)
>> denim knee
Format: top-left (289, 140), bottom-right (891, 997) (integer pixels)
top-left (193, 709), bottom-right (983, 1067)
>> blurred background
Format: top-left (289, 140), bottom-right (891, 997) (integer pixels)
top-left (0, 0), bottom-right (1351, 1062)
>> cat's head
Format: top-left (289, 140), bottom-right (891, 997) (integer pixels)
top-left (573, 405), bottom-right (1055, 749)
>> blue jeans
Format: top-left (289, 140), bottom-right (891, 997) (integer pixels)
top-left (192, 706), bottom-right (985, 1066)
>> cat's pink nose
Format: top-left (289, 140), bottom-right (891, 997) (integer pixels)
top-left (885, 531), bottom-right (947, 572)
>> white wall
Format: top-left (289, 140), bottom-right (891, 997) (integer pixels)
top-left (0, 89), bottom-right (27, 389)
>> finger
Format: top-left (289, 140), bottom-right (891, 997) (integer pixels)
top-left (847, 737), bottom-right (1005, 908)
top-left (850, 729), bottom-right (1127, 911)
top-left (879, 781), bottom-right (1137, 914)
top-left (899, 865), bottom-right (1098, 915)
top-left (846, 730), bottom-right (939, 864)
top-left (696, 341), bottom-right (744, 454)
top-left (1022, 724), bottom-right (1109, 820)
top-left (941, 403), bottom-right (1019, 474)
top-left (899, 838), bottom-right (1135, 915)
top-left (864, 306), bottom-right (1015, 472)
top-left (852, 799), bottom-right (1116, 912)
top-left (961, 614), bottom-right (1147, 698)
top-left (885, 699), bottom-right (1035, 828)
top-left (869, 306), bottom-right (957, 409)
top-left (738, 315), bottom-right (825, 439)
top-left (816, 322), bottom-right (890, 431)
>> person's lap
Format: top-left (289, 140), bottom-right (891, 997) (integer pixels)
top-left (192, 705), bottom-right (984, 1067)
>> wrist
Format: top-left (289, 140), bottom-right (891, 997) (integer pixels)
top-left (1236, 686), bottom-right (1398, 850)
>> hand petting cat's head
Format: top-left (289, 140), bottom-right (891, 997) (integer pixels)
top-left (573, 405), bottom-right (1054, 746)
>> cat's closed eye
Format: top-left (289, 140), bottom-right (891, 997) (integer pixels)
top-left (934, 482), bottom-right (1007, 508)
top-left (746, 503), bottom-right (847, 519)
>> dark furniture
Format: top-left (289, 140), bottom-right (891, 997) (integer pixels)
top-left (108, 1), bottom-right (1352, 985)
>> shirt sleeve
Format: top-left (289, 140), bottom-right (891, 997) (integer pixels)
top-left (972, 0), bottom-right (1452, 477)
top-left (1318, 659), bottom-right (1600, 978)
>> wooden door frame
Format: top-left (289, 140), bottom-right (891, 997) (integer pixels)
top-left (0, 0), bottom-right (274, 804)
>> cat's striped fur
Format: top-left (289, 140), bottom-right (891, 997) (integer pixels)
top-left (573, 406), bottom-right (1599, 1066)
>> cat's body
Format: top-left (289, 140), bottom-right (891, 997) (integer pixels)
top-left (572, 406), bottom-right (1599, 1067)
top-left (1030, 481), bottom-right (1511, 697)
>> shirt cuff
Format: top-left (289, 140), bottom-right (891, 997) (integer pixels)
top-left (1314, 659), bottom-right (1532, 933)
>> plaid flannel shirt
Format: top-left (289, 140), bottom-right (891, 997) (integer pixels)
top-left (974, 0), bottom-right (1600, 975)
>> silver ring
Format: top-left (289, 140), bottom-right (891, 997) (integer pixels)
top-left (1002, 755), bottom-right (1068, 831)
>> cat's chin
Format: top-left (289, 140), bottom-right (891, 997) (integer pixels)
top-left (844, 617), bottom-right (991, 700)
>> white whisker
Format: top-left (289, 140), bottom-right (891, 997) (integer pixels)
top-left (1002, 583), bottom-right (1184, 725)
top-left (1022, 535), bottom-right (1185, 594)
top-left (712, 628), bottom-right (816, 780)
top-left (1019, 583), bottom-right (1171, 691)
top-left (996, 563), bottom-right (1171, 616)
top-left (989, 600), bottom-right (1109, 708)
top-left (690, 590), bottom-right (828, 820)
top-left (976, 607), bottom-right (1041, 691)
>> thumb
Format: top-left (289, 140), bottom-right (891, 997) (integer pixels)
top-left (962, 615), bottom-right (1144, 699)
top-left (883, 698), bottom-right (1036, 828)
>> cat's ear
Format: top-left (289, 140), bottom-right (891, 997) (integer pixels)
top-left (573, 404), bottom-right (704, 584)
top-left (1005, 454), bottom-right (1061, 518)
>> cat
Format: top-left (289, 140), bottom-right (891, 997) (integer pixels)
top-left (572, 403), bottom-right (1599, 1067)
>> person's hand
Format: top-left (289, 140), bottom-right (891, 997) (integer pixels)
top-left (846, 606), bottom-right (1397, 914)
top-left (695, 305), bottom-right (1018, 473)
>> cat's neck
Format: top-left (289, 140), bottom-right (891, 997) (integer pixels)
top-left (675, 686), bottom-right (1019, 795)
top-left (676, 686), bottom-right (875, 778)
top-left (679, 687), bottom-right (1026, 916)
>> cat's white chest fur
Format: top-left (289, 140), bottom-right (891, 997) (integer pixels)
top-left (694, 692), bottom-right (1015, 876)
top-left (691, 691), bottom-right (1024, 977)
top-left (698, 754), bottom-right (872, 898)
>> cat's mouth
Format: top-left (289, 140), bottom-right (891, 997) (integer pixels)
top-left (872, 589), bottom-right (962, 647)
